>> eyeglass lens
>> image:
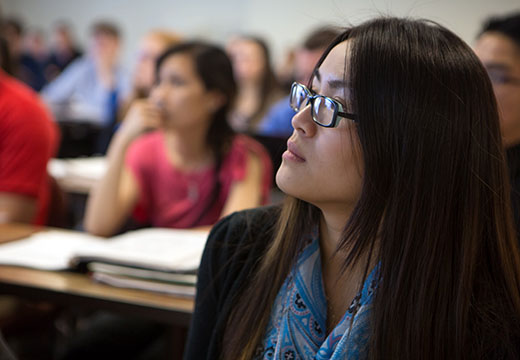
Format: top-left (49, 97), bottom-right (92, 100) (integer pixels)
top-left (290, 84), bottom-right (336, 126)
top-left (290, 84), bottom-right (307, 112)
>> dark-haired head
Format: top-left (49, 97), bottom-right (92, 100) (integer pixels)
top-left (480, 12), bottom-right (520, 48)
top-left (475, 13), bottom-right (520, 147)
top-left (90, 20), bottom-right (120, 39)
top-left (302, 26), bottom-right (342, 51)
top-left (315, 18), bottom-right (520, 357)
top-left (0, 11), bottom-right (12, 74)
top-left (226, 34), bottom-right (280, 127)
top-left (155, 41), bottom-right (236, 157)
top-left (294, 25), bottom-right (342, 85)
top-left (88, 20), bottom-right (121, 69)
top-left (1, 17), bottom-right (23, 60)
top-left (227, 35), bottom-right (276, 86)
top-left (223, 17), bottom-right (520, 360)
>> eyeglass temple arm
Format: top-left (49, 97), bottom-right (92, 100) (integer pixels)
top-left (338, 110), bottom-right (357, 121)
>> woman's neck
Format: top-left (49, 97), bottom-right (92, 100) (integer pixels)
top-left (162, 127), bottom-right (213, 171)
top-left (318, 205), bottom-right (376, 332)
top-left (319, 205), bottom-right (354, 257)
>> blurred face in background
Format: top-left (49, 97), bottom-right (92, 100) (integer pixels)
top-left (133, 32), bottom-right (181, 96)
top-left (149, 53), bottom-right (222, 132)
top-left (227, 38), bottom-right (266, 85)
top-left (90, 32), bottom-right (120, 69)
top-left (53, 26), bottom-right (74, 54)
top-left (294, 47), bottom-right (327, 84)
top-left (2, 22), bottom-right (22, 56)
top-left (475, 32), bottom-right (520, 147)
top-left (24, 30), bottom-right (47, 59)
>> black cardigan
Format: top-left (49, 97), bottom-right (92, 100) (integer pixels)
top-left (183, 205), bottom-right (280, 360)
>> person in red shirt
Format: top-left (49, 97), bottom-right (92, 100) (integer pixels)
top-left (0, 68), bottom-right (59, 224)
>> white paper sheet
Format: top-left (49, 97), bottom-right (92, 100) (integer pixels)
top-left (72, 228), bottom-right (209, 272)
top-left (0, 231), bottom-right (106, 270)
top-left (0, 228), bottom-right (209, 272)
top-left (48, 157), bottom-right (107, 181)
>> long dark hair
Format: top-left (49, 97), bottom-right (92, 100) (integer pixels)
top-left (156, 42), bottom-right (236, 225)
top-left (246, 36), bottom-right (279, 118)
top-left (222, 17), bottom-right (520, 359)
top-left (232, 35), bottom-right (281, 128)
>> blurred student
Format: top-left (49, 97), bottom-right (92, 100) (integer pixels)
top-left (24, 28), bottom-right (48, 64)
top-left (0, 37), bottom-right (59, 225)
top-left (130, 30), bottom-right (182, 100)
top-left (275, 47), bottom-right (296, 90)
top-left (185, 17), bottom-right (520, 359)
top-left (119, 29), bottom-right (182, 118)
top-left (1, 18), bottom-right (47, 91)
top-left (226, 35), bottom-right (284, 133)
top-left (45, 21), bottom-right (82, 81)
top-left (258, 26), bottom-right (340, 137)
top-left (21, 28), bottom-right (49, 91)
top-left (84, 41), bottom-right (272, 237)
top-left (474, 13), bottom-right (520, 237)
top-left (1, 17), bottom-right (22, 65)
top-left (42, 21), bottom-right (129, 126)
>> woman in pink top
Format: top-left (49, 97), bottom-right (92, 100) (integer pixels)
top-left (85, 42), bottom-right (272, 236)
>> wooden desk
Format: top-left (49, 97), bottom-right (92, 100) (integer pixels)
top-left (0, 224), bottom-right (194, 327)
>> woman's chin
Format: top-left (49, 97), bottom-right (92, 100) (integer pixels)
top-left (275, 163), bottom-right (298, 198)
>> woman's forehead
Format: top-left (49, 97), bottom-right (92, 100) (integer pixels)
top-left (316, 40), bottom-right (350, 86)
top-left (161, 53), bottom-right (193, 71)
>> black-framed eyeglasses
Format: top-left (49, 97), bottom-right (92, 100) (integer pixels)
top-left (289, 82), bottom-right (357, 127)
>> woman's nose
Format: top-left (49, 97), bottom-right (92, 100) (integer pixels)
top-left (291, 103), bottom-right (317, 137)
top-left (149, 84), bottom-right (166, 105)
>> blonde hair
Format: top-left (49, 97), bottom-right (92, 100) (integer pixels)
top-left (144, 29), bottom-right (183, 48)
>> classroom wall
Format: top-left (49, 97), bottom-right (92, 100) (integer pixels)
top-left (2, 0), bottom-right (519, 70)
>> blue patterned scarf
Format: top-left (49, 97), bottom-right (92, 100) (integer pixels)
top-left (255, 233), bottom-right (378, 359)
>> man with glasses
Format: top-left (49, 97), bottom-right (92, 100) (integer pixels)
top-left (475, 13), bottom-right (520, 239)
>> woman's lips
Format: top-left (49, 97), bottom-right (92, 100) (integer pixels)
top-left (283, 141), bottom-right (305, 162)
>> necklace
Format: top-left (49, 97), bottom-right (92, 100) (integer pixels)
top-left (187, 181), bottom-right (199, 201)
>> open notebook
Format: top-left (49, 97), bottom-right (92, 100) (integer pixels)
top-left (0, 228), bottom-right (209, 274)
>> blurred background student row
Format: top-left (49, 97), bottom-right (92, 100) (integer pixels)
top-left (1, 0), bottom-right (520, 358)
top-left (0, 13), bottom-right (350, 234)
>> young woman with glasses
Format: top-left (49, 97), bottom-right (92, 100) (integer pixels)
top-left (84, 42), bottom-right (272, 237)
top-left (185, 17), bottom-right (520, 359)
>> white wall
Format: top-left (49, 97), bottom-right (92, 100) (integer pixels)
top-left (2, 0), bottom-right (519, 70)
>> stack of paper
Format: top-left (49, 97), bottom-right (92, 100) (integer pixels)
top-left (0, 228), bottom-right (209, 296)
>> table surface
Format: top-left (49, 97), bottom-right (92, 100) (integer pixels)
top-left (0, 223), bottom-right (195, 326)
top-left (48, 157), bottom-right (106, 194)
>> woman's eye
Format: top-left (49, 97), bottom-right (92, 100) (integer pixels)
top-left (165, 75), bottom-right (185, 86)
top-left (332, 97), bottom-right (347, 108)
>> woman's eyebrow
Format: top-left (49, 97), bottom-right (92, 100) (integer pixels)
top-left (485, 63), bottom-right (512, 72)
top-left (328, 79), bottom-right (349, 90)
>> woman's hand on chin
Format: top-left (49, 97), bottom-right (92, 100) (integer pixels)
top-left (118, 99), bottom-right (163, 142)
